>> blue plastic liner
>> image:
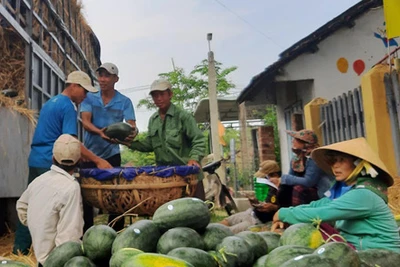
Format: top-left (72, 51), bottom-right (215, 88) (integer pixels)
top-left (80, 165), bottom-right (200, 181)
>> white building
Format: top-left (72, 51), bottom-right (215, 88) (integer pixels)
top-left (237, 0), bottom-right (398, 172)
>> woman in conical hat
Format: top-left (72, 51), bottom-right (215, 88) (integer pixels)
top-left (272, 137), bottom-right (400, 252)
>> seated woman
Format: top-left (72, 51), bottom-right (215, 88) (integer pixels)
top-left (220, 160), bottom-right (281, 233)
top-left (270, 129), bottom-right (334, 207)
top-left (272, 137), bottom-right (400, 252)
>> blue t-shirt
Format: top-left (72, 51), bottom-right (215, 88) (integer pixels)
top-left (80, 90), bottom-right (135, 159)
top-left (28, 94), bottom-right (78, 168)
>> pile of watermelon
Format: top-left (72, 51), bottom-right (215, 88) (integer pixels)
top-left (42, 197), bottom-right (400, 267)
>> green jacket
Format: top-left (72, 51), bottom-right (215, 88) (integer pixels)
top-left (129, 103), bottom-right (205, 166)
top-left (279, 187), bottom-right (400, 252)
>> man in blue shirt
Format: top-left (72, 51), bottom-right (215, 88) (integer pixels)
top-left (80, 62), bottom-right (136, 230)
top-left (13, 71), bottom-right (112, 255)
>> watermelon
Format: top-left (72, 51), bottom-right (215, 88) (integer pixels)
top-left (104, 122), bottom-right (134, 141)
top-left (112, 219), bottom-right (161, 253)
top-left (359, 259), bottom-right (374, 267)
top-left (264, 245), bottom-right (314, 267)
top-left (110, 248), bottom-right (144, 267)
top-left (357, 249), bottom-right (400, 267)
top-left (0, 260), bottom-right (30, 266)
top-left (279, 254), bottom-right (337, 267)
top-left (167, 247), bottom-right (218, 267)
top-left (63, 256), bottom-right (96, 267)
top-left (280, 223), bottom-right (324, 249)
top-left (208, 251), bottom-right (235, 267)
top-left (202, 223), bottom-right (234, 251)
top-left (43, 241), bottom-right (84, 267)
top-left (216, 236), bottom-right (254, 267)
top-left (314, 242), bottom-right (361, 267)
top-left (253, 254), bottom-right (268, 267)
top-left (82, 225), bottom-right (117, 263)
top-left (157, 227), bottom-right (205, 254)
top-left (121, 253), bottom-right (194, 267)
top-left (235, 231), bottom-right (268, 260)
top-left (152, 198), bottom-right (210, 232)
top-left (257, 231), bottom-right (281, 253)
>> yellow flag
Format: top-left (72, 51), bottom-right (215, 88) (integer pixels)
top-left (218, 120), bottom-right (226, 146)
top-left (384, 0), bottom-right (400, 39)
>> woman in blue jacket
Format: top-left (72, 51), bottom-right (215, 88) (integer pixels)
top-left (270, 129), bottom-right (334, 207)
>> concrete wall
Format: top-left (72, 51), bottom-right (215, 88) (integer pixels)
top-left (0, 107), bottom-right (33, 197)
top-left (273, 7), bottom-right (398, 172)
top-left (278, 7), bottom-right (392, 100)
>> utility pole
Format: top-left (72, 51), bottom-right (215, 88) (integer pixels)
top-left (207, 33), bottom-right (223, 179)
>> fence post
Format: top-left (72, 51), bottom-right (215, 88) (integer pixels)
top-left (361, 64), bottom-right (397, 176)
top-left (304, 97), bottom-right (328, 145)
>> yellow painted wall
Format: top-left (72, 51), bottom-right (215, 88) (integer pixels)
top-left (361, 64), bottom-right (397, 176)
top-left (304, 97), bottom-right (328, 145)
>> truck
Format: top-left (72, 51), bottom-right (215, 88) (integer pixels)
top-left (0, 0), bottom-right (101, 234)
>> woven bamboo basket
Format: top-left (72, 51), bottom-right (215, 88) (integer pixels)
top-left (80, 167), bottom-right (198, 215)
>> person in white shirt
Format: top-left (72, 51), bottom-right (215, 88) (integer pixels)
top-left (16, 134), bottom-right (84, 266)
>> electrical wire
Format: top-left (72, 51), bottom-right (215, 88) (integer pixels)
top-left (213, 0), bottom-right (283, 49)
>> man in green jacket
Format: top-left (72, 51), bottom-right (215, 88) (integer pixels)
top-left (127, 78), bottom-right (206, 199)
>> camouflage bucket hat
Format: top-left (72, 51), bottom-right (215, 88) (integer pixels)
top-left (286, 129), bottom-right (318, 144)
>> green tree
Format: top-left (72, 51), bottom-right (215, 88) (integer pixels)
top-left (138, 59), bottom-right (237, 113)
top-left (263, 105), bottom-right (281, 165)
top-left (120, 132), bottom-right (155, 166)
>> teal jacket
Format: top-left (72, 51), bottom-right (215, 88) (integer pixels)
top-left (279, 187), bottom-right (400, 252)
top-left (129, 103), bottom-right (205, 166)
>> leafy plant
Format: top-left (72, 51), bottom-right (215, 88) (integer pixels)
top-left (121, 132), bottom-right (155, 166)
top-left (263, 105), bottom-right (281, 166)
top-left (138, 59), bottom-right (237, 113)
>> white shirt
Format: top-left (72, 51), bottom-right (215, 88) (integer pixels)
top-left (16, 165), bottom-right (84, 264)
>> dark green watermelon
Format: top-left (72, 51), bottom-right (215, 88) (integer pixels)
top-left (0, 260), bottom-right (30, 267)
top-left (208, 251), bottom-right (235, 267)
top-left (216, 236), bottom-right (254, 267)
top-left (253, 254), bottom-right (268, 267)
top-left (265, 245), bottom-right (314, 267)
top-left (314, 242), bottom-right (361, 267)
top-left (82, 225), bottom-right (117, 264)
top-left (63, 256), bottom-right (96, 267)
top-left (167, 247), bottom-right (218, 267)
top-left (43, 241), bottom-right (84, 267)
top-left (153, 198), bottom-right (211, 232)
top-left (357, 249), bottom-right (400, 267)
top-left (104, 122), bottom-right (133, 141)
top-left (112, 219), bottom-right (161, 253)
top-left (279, 254), bottom-right (337, 267)
top-left (257, 231), bottom-right (281, 253)
top-left (201, 223), bottom-right (234, 251)
top-left (235, 231), bottom-right (268, 260)
top-left (157, 227), bottom-right (205, 254)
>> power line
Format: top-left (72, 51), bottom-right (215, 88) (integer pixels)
top-left (119, 85), bottom-right (151, 94)
top-left (213, 0), bottom-right (283, 49)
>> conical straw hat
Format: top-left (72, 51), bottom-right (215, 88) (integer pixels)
top-left (311, 137), bottom-right (394, 186)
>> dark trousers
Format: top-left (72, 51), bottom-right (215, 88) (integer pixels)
top-left (13, 167), bottom-right (49, 255)
top-left (277, 184), bottom-right (319, 208)
top-left (81, 154), bottom-right (125, 232)
top-left (193, 180), bottom-right (206, 200)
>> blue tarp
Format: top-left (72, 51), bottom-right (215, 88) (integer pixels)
top-left (80, 165), bottom-right (200, 181)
